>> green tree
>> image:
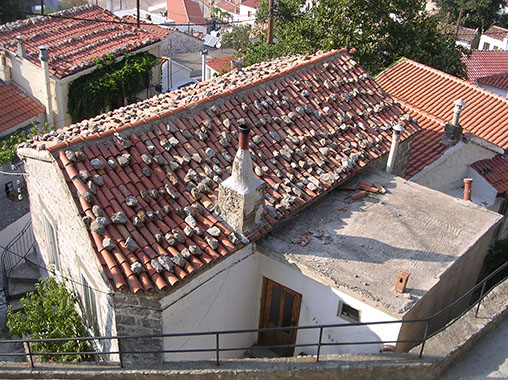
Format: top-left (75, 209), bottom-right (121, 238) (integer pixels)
top-left (7, 278), bottom-right (92, 362)
top-left (0, 0), bottom-right (27, 23)
top-left (222, 24), bottom-right (252, 51)
top-left (0, 122), bottom-right (54, 166)
top-left (435, 0), bottom-right (506, 31)
top-left (245, 0), bottom-right (467, 78)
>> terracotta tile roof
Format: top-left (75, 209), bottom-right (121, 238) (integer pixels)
top-left (483, 25), bottom-right (508, 41)
top-left (25, 50), bottom-right (418, 293)
top-left (0, 81), bottom-right (45, 135)
top-left (241, 0), bottom-right (260, 9)
top-left (0, 5), bottom-right (166, 79)
top-left (216, 1), bottom-right (239, 14)
top-left (121, 15), bottom-right (174, 39)
top-left (166, 0), bottom-right (206, 25)
top-left (477, 73), bottom-right (508, 91)
top-left (471, 154), bottom-right (508, 197)
top-left (462, 51), bottom-right (508, 83)
top-left (207, 55), bottom-right (233, 73)
top-left (377, 59), bottom-right (508, 177)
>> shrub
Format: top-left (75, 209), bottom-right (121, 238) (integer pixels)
top-left (7, 278), bottom-right (92, 362)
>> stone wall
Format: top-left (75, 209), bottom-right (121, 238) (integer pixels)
top-left (166, 32), bottom-right (204, 56)
top-left (113, 291), bottom-right (164, 366)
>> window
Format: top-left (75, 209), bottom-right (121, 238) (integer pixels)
top-left (43, 213), bottom-right (60, 272)
top-left (82, 275), bottom-right (98, 333)
top-left (483, 42), bottom-right (491, 50)
top-left (337, 301), bottom-right (361, 322)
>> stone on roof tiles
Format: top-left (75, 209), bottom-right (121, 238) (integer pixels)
top-left (131, 261), bottom-right (143, 274)
top-left (158, 255), bottom-right (174, 273)
top-left (125, 236), bottom-right (138, 252)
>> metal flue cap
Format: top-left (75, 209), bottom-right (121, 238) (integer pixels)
top-left (393, 123), bottom-right (404, 133)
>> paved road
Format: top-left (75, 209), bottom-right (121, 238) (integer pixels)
top-left (440, 317), bottom-right (508, 380)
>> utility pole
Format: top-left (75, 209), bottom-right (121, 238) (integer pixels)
top-left (41, 0), bottom-right (44, 15)
top-left (455, 8), bottom-right (462, 39)
top-left (137, 0), bottom-right (140, 27)
top-left (267, 0), bottom-right (274, 45)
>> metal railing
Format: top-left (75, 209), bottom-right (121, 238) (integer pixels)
top-left (1, 260), bottom-right (507, 368)
top-left (1, 219), bottom-right (36, 278)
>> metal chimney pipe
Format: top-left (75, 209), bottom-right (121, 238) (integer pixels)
top-left (464, 178), bottom-right (473, 201)
top-left (16, 35), bottom-right (25, 58)
top-left (452, 99), bottom-right (466, 126)
top-left (39, 46), bottom-right (54, 127)
top-left (201, 49), bottom-right (208, 82)
top-left (386, 123), bottom-right (405, 174)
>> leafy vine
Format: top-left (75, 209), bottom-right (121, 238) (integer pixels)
top-left (67, 52), bottom-right (159, 123)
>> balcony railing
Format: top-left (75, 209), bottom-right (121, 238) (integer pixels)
top-left (1, 259), bottom-right (506, 368)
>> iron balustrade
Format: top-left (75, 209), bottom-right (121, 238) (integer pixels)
top-left (1, 259), bottom-right (506, 368)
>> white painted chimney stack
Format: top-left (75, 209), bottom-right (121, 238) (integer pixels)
top-left (0, 51), bottom-right (11, 84)
top-left (201, 49), bottom-right (208, 82)
top-left (39, 46), bottom-right (54, 127)
top-left (386, 123), bottom-right (404, 174)
top-left (217, 123), bottom-right (265, 235)
top-left (16, 35), bottom-right (25, 58)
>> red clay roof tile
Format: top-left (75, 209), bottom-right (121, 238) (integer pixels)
top-left (0, 5), bottom-right (169, 79)
top-left (377, 58), bottom-right (508, 177)
top-left (34, 50), bottom-right (419, 293)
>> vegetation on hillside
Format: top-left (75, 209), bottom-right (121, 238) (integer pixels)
top-left (243, 0), bottom-right (468, 78)
top-left (435, 0), bottom-right (506, 32)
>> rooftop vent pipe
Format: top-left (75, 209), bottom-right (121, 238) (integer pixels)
top-left (386, 123), bottom-right (404, 174)
top-left (464, 178), bottom-right (473, 201)
top-left (0, 51), bottom-right (11, 84)
top-left (201, 49), bottom-right (208, 82)
top-left (441, 99), bottom-right (466, 146)
top-left (16, 35), bottom-right (25, 58)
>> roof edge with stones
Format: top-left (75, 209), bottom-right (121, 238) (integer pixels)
top-left (23, 50), bottom-right (345, 154)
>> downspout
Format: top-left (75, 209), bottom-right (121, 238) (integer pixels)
top-left (386, 124), bottom-right (405, 174)
top-left (39, 46), bottom-right (54, 127)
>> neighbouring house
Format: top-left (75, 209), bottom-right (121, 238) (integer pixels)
top-left (120, 15), bottom-right (205, 57)
top-left (214, 0), bottom-right (257, 25)
top-left (239, 0), bottom-right (259, 21)
top-left (377, 58), bottom-right (508, 238)
top-left (455, 25), bottom-right (480, 49)
top-left (160, 56), bottom-right (195, 92)
top-left (0, 5), bottom-right (170, 129)
top-left (462, 51), bottom-right (508, 97)
top-left (171, 48), bottom-right (236, 81)
top-left (479, 25), bottom-right (508, 51)
top-left (17, 49), bottom-right (501, 365)
top-left (205, 55), bottom-right (233, 78)
top-left (166, 0), bottom-right (207, 35)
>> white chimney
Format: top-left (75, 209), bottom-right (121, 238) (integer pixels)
top-left (217, 124), bottom-right (265, 235)
top-left (108, 0), bottom-right (114, 11)
top-left (16, 35), bottom-right (25, 58)
top-left (441, 99), bottom-right (466, 146)
top-left (39, 46), bottom-right (54, 127)
top-left (386, 123), bottom-right (405, 174)
top-left (201, 49), bottom-right (208, 82)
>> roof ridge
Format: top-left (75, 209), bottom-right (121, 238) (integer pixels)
top-left (45, 49), bottom-right (346, 153)
top-left (402, 59), bottom-right (508, 106)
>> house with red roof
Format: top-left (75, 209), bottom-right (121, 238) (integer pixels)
top-left (205, 55), bottom-right (233, 77)
top-left (166, 0), bottom-right (207, 34)
top-left (462, 51), bottom-right (508, 97)
top-left (0, 5), bottom-right (171, 130)
top-left (17, 49), bottom-right (501, 364)
top-left (479, 25), bottom-right (508, 51)
top-left (377, 58), bottom-right (508, 238)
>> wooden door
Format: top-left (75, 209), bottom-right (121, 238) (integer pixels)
top-left (258, 277), bottom-right (302, 356)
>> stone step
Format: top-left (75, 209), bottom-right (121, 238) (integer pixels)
top-left (7, 279), bottom-right (36, 301)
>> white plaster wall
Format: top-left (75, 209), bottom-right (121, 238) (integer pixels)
top-left (258, 253), bottom-right (400, 356)
top-left (479, 34), bottom-right (508, 50)
top-left (478, 83), bottom-right (507, 97)
top-left (18, 149), bottom-right (118, 358)
top-left (239, 5), bottom-right (256, 19)
top-left (161, 245), bottom-right (260, 361)
top-left (411, 141), bottom-right (497, 193)
top-left (465, 166), bottom-right (498, 207)
top-left (161, 59), bottom-right (193, 92)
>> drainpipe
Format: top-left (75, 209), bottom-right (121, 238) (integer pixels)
top-left (201, 49), bottom-right (208, 82)
top-left (386, 123), bottom-right (405, 174)
top-left (464, 178), bottom-right (473, 201)
top-left (39, 46), bottom-right (54, 127)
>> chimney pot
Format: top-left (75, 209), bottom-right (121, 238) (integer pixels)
top-left (452, 99), bottom-right (466, 126)
top-left (441, 99), bottom-right (466, 146)
top-left (386, 123), bottom-right (404, 174)
top-left (238, 125), bottom-right (250, 150)
top-left (464, 178), bottom-right (473, 201)
top-left (39, 46), bottom-right (49, 62)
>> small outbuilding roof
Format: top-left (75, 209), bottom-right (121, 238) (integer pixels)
top-left (471, 154), bottom-right (508, 198)
top-left (259, 170), bottom-right (502, 317)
